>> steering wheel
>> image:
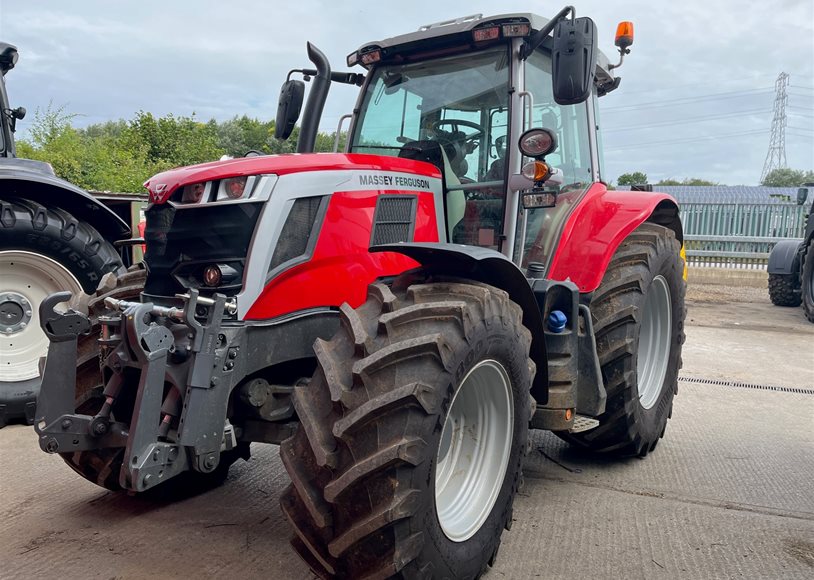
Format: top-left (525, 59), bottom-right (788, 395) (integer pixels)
top-left (431, 119), bottom-right (484, 144)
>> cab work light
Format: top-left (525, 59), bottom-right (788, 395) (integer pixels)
top-left (518, 128), bottom-right (557, 159)
top-left (522, 192), bottom-right (557, 209)
top-left (472, 27), bottom-right (499, 42)
top-left (361, 49), bottom-right (382, 65)
top-left (502, 23), bottom-right (530, 37)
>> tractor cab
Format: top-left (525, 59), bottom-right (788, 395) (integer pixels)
top-left (285, 11), bottom-right (628, 270)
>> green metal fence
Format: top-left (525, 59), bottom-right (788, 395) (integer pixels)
top-left (681, 203), bottom-right (807, 269)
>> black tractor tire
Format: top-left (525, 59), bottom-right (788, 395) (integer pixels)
top-left (768, 273), bottom-right (802, 307)
top-left (280, 276), bottom-right (534, 579)
top-left (59, 269), bottom-right (248, 494)
top-left (0, 197), bottom-right (124, 293)
top-left (0, 197), bottom-right (125, 426)
top-left (561, 223), bottom-right (686, 457)
top-left (801, 239), bottom-right (814, 323)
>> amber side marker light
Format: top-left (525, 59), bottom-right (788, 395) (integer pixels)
top-left (615, 21), bottom-right (634, 50)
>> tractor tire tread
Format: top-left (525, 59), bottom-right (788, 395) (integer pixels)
top-left (560, 222), bottom-right (685, 458)
top-left (768, 273), bottom-right (802, 307)
top-left (281, 278), bottom-right (533, 579)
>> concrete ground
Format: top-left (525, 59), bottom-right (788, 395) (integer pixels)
top-left (1, 281), bottom-right (812, 580)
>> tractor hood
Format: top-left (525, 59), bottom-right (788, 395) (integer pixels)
top-left (143, 153), bottom-right (441, 204)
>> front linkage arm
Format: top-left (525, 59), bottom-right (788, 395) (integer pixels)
top-left (34, 289), bottom-right (236, 492)
top-left (35, 292), bottom-right (129, 453)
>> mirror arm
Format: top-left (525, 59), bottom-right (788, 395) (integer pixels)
top-left (521, 5), bottom-right (575, 60)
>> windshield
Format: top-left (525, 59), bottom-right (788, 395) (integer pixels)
top-left (350, 47), bottom-right (511, 247)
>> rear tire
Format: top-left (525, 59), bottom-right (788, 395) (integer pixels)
top-left (280, 276), bottom-right (534, 579)
top-left (561, 223), bottom-right (686, 457)
top-left (0, 198), bottom-right (124, 426)
top-left (801, 239), bottom-right (814, 323)
top-left (59, 269), bottom-right (248, 493)
top-left (768, 273), bottom-right (801, 307)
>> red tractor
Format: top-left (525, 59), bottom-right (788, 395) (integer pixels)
top-left (34, 9), bottom-right (686, 579)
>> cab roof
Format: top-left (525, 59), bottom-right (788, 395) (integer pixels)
top-left (352, 12), bottom-right (614, 88)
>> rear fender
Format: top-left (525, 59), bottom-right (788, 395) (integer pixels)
top-left (0, 168), bottom-right (130, 239)
top-left (768, 239), bottom-right (803, 275)
top-left (371, 242), bottom-right (549, 403)
top-left (548, 183), bottom-right (683, 293)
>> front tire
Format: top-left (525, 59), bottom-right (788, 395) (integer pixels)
top-left (801, 239), bottom-right (814, 323)
top-left (280, 276), bottom-right (534, 579)
top-left (562, 223), bottom-right (686, 457)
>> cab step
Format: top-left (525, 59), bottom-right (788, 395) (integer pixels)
top-left (569, 414), bottom-right (600, 433)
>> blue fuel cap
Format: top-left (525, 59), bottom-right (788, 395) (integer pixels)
top-left (547, 310), bottom-right (567, 333)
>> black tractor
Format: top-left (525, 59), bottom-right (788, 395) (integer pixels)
top-left (767, 183), bottom-right (814, 322)
top-left (0, 42), bottom-right (133, 426)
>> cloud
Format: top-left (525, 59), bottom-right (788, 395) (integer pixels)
top-left (1, 0), bottom-right (812, 185)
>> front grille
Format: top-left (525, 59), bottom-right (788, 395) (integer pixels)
top-left (143, 202), bottom-right (262, 297)
top-left (269, 196), bottom-right (326, 273)
top-left (370, 195), bottom-right (417, 246)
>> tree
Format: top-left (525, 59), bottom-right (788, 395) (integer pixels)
top-left (122, 111), bottom-right (225, 168)
top-left (16, 106), bottom-right (351, 192)
top-left (656, 177), bottom-right (719, 186)
top-left (761, 168), bottom-right (814, 187)
top-left (617, 171), bottom-right (648, 186)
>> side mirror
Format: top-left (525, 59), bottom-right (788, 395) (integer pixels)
top-left (0, 43), bottom-right (19, 76)
top-left (551, 17), bottom-right (598, 105)
top-left (274, 80), bottom-right (305, 140)
top-left (798, 187), bottom-right (809, 206)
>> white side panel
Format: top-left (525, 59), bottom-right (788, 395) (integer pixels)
top-left (236, 169), bottom-right (444, 319)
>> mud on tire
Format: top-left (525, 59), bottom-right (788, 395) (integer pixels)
top-left (280, 276), bottom-right (534, 579)
top-left (768, 273), bottom-right (801, 307)
top-left (561, 223), bottom-right (686, 457)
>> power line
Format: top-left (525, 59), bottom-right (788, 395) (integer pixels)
top-left (616, 74), bottom-right (782, 97)
top-left (605, 129), bottom-right (767, 152)
top-left (788, 125), bottom-right (814, 132)
top-left (602, 108), bottom-right (769, 133)
top-left (603, 87), bottom-right (773, 113)
top-left (761, 73), bottom-right (789, 181)
top-left (789, 85), bottom-right (814, 91)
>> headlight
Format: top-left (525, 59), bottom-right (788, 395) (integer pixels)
top-left (518, 128), bottom-right (557, 159)
top-left (181, 182), bottom-right (209, 204)
top-left (216, 176), bottom-right (256, 201)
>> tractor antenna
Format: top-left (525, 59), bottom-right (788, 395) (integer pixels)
top-left (761, 72), bottom-right (789, 183)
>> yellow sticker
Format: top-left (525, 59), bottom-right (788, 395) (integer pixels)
top-left (680, 244), bottom-right (688, 281)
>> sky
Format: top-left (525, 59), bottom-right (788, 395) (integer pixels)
top-left (1, 0), bottom-right (812, 185)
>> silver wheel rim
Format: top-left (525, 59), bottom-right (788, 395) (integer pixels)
top-left (637, 275), bottom-right (672, 410)
top-left (0, 251), bottom-right (82, 382)
top-left (435, 359), bottom-right (513, 542)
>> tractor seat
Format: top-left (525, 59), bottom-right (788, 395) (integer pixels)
top-left (398, 140), bottom-right (466, 240)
